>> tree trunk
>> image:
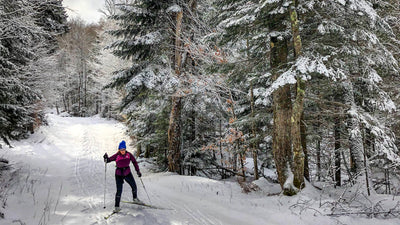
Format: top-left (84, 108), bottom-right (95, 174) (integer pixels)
top-left (270, 34), bottom-right (292, 193)
top-left (291, 80), bottom-right (305, 189)
top-left (78, 71), bottom-right (81, 115)
top-left (83, 60), bottom-right (87, 109)
top-left (168, 96), bottom-right (182, 173)
top-left (361, 124), bottom-right (371, 195)
top-left (301, 112), bottom-right (309, 181)
top-left (56, 101), bottom-right (60, 115)
top-left (250, 82), bottom-right (259, 180)
top-left (316, 135), bottom-right (321, 181)
top-left (145, 144), bottom-right (150, 158)
top-left (167, 9), bottom-right (184, 174)
top-left (174, 11), bottom-right (183, 76)
top-left (289, 0), bottom-right (305, 190)
top-left (240, 153), bottom-right (246, 181)
top-left (334, 116), bottom-right (341, 187)
top-left (63, 93), bottom-right (67, 112)
top-left (343, 81), bottom-right (364, 176)
top-left (136, 142), bottom-right (142, 158)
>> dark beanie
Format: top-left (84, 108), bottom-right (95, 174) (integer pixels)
top-left (118, 140), bottom-right (126, 150)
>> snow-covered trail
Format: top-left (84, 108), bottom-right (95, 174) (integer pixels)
top-left (1, 114), bottom-right (131, 225)
top-left (2, 114), bottom-right (400, 225)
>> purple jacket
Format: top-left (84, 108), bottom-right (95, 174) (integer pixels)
top-left (108, 151), bottom-right (140, 176)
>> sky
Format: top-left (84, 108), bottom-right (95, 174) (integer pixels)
top-left (63, 0), bottom-right (106, 24)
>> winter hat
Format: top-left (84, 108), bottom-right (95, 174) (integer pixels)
top-left (118, 140), bottom-right (126, 150)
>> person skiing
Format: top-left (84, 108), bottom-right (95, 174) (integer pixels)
top-left (103, 140), bottom-right (142, 212)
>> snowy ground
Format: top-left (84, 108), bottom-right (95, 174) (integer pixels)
top-left (1, 114), bottom-right (400, 225)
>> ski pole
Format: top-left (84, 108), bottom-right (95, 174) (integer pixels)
top-left (104, 161), bottom-right (107, 209)
top-left (139, 177), bottom-right (151, 204)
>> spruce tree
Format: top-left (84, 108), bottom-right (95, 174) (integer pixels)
top-left (0, 0), bottom-right (68, 141)
top-left (108, 0), bottom-right (183, 170)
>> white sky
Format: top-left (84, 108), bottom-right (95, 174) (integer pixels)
top-left (63, 0), bottom-right (106, 24)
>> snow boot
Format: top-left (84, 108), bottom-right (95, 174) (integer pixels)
top-left (132, 198), bottom-right (142, 204)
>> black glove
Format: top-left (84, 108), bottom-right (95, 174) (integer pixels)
top-left (103, 153), bottom-right (108, 162)
top-left (137, 171), bottom-right (142, 177)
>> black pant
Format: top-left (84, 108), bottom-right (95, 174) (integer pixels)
top-left (115, 173), bottom-right (137, 207)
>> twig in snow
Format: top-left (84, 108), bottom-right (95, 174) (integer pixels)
top-left (38, 185), bottom-right (52, 225)
top-left (327, 210), bottom-right (400, 217)
top-left (53, 183), bottom-right (63, 215)
top-left (289, 198), bottom-right (323, 216)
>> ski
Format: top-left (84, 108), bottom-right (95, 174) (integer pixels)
top-left (104, 211), bottom-right (118, 219)
top-left (121, 200), bottom-right (170, 210)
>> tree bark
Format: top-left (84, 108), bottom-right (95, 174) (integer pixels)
top-left (174, 11), bottom-right (183, 76)
top-left (136, 142), bottom-right (142, 158)
top-left (83, 60), bottom-right (87, 109)
top-left (334, 116), bottom-right (341, 187)
top-left (291, 80), bottom-right (305, 189)
top-left (168, 10), bottom-right (184, 174)
top-left (301, 112), bottom-right (309, 181)
top-left (145, 144), bottom-right (150, 158)
top-left (343, 81), bottom-right (364, 176)
top-left (361, 124), bottom-right (371, 195)
top-left (289, 0), bottom-right (305, 190)
top-left (316, 134), bottom-right (321, 181)
top-left (168, 96), bottom-right (182, 173)
top-left (250, 82), bottom-right (259, 180)
top-left (271, 34), bottom-right (292, 192)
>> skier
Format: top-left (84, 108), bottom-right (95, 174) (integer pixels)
top-left (103, 140), bottom-right (142, 212)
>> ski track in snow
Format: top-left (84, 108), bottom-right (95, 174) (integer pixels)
top-left (0, 114), bottom-right (223, 225)
top-left (2, 114), bottom-right (400, 225)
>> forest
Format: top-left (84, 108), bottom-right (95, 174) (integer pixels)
top-left (1, 0), bottom-right (400, 218)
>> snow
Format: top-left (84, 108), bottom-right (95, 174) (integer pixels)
top-left (1, 114), bottom-right (400, 225)
top-left (167, 4), bottom-right (182, 13)
top-left (348, 0), bottom-right (378, 22)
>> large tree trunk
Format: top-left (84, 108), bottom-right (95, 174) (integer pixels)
top-left (291, 80), bottom-right (305, 189)
top-left (289, 0), bottom-right (305, 190)
top-left (168, 96), bottom-right (182, 173)
top-left (270, 34), bottom-right (292, 194)
top-left (168, 10), bottom-right (184, 174)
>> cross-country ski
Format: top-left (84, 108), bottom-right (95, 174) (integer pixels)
top-left (104, 211), bottom-right (118, 220)
top-left (121, 200), bottom-right (171, 210)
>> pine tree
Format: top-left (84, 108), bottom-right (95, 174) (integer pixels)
top-left (211, 0), bottom-right (274, 179)
top-left (297, 0), bottom-right (400, 189)
top-left (0, 0), bottom-right (68, 141)
top-left (108, 0), bottom-right (182, 171)
top-left (0, 0), bottom-right (45, 141)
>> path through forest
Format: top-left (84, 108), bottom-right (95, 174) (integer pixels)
top-left (1, 114), bottom-right (400, 225)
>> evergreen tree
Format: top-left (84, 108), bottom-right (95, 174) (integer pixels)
top-left (107, 0), bottom-right (180, 169)
top-left (211, 0), bottom-right (400, 194)
top-left (108, 0), bottom-right (220, 174)
top-left (0, 0), bottom-right (68, 141)
top-left (211, 0), bottom-right (274, 179)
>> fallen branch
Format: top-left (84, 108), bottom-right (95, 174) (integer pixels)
top-left (327, 210), bottom-right (400, 217)
top-left (211, 163), bottom-right (244, 177)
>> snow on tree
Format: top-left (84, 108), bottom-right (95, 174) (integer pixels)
top-left (210, 0), bottom-right (400, 195)
top-left (0, 0), bottom-right (68, 141)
